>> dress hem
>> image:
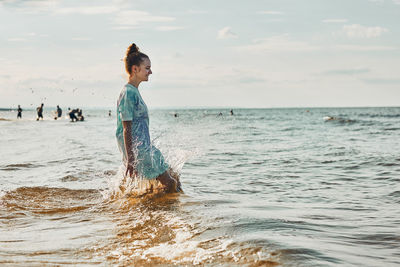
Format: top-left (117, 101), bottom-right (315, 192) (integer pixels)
top-left (142, 167), bottom-right (168, 180)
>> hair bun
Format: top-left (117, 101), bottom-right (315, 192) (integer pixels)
top-left (124, 43), bottom-right (149, 75)
top-left (127, 43), bottom-right (140, 56)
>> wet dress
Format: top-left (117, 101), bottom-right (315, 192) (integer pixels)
top-left (116, 83), bottom-right (169, 180)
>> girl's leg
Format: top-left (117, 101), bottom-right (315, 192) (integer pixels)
top-left (156, 171), bottom-right (178, 193)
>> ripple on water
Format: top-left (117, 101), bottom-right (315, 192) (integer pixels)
top-left (0, 163), bottom-right (41, 171)
top-left (387, 190), bottom-right (400, 203)
top-left (351, 233), bottom-right (400, 247)
top-left (60, 175), bottom-right (80, 182)
top-left (279, 247), bottom-right (342, 265)
top-left (0, 186), bottom-right (102, 215)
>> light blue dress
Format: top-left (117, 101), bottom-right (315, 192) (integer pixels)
top-left (116, 83), bottom-right (169, 180)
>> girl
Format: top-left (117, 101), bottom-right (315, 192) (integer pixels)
top-left (116, 43), bottom-right (181, 193)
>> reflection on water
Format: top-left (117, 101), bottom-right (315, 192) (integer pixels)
top-left (0, 186), bottom-right (280, 266)
top-left (0, 186), bottom-right (104, 265)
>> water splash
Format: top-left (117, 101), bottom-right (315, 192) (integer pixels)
top-left (102, 145), bottom-right (197, 202)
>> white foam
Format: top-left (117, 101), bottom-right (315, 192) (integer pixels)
top-left (101, 165), bottom-right (161, 201)
top-left (0, 190), bottom-right (6, 206)
top-left (102, 143), bottom-right (199, 201)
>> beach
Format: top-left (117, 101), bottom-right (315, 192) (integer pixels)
top-left (0, 107), bottom-right (399, 266)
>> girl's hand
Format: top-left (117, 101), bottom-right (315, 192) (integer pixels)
top-left (125, 163), bottom-right (138, 178)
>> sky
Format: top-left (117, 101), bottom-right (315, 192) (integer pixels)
top-left (0, 0), bottom-right (399, 108)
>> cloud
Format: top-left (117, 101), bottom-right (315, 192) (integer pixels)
top-left (217, 27), bottom-right (238, 39)
top-left (155, 26), bottom-right (185, 31)
top-left (1, 1), bottom-right (120, 15)
top-left (6, 32), bottom-right (42, 42)
top-left (236, 34), bottom-right (318, 52)
top-left (0, 0), bottom-right (57, 14)
top-left (113, 10), bottom-right (175, 29)
top-left (1, 1), bottom-right (175, 31)
top-left (7, 38), bottom-right (26, 42)
top-left (322, 68), bottom-right (371, 76)
top-left (341, 24), bottom-right (389, 38)
top-left (323, 19), bottom-right (348, 23)
top-left (54, 6), bottom-right (119, 15)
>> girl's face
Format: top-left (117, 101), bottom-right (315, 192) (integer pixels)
top-left (133, 58), bottom-right (152, 82)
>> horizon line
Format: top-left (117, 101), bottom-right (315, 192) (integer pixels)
top-left (1, 105), bottom-right (399, 111)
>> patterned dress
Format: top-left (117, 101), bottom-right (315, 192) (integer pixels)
top-left (116, 84), bottom-right (169, 179)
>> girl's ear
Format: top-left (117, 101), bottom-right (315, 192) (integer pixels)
top-left (131, 65), bottom-right (137, 75)
top-left (132, 65), bottom-right (139, 74)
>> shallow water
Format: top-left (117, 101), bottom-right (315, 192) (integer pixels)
top-left (1, 107), bottom-right (399, 266)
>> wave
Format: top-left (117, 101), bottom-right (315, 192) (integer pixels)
top-left (0, 186), bottom-right (282, 265)
top-left (84, 197), bottom-right (281, 266)
top-left (0, 186), bottom-right (101, 215)
top-left (0, 163), bottom-right (41, 171)
top-left (323, 116), bottom-right (357, 123)
top-left (359, 113), bottom-right (400, 118)
top-left (60, 175), bottom-right (80, 182)
top-left (383, 127), bottom-right (400, 131)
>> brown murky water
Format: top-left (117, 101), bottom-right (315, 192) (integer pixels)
top-left (0, 185), bottom-right (280, 266)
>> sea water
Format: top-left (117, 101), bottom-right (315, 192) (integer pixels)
top-left (0, 107), bottom-right (399, 266)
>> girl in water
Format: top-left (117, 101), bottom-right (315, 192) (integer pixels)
top-left (116, 43), bottom-right (181, 193)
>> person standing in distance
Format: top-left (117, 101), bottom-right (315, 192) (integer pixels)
top-left (57, 105), bottom-right (62, 118)
top-left (116, 43), bottom-right (181, 193)
top-left (17, 105), bottom-right (22, 119)
top-left (36, 103), bottom-right (44, 121)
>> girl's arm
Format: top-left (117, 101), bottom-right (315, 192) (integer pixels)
top-left (122, 120), bottom-right (136, 177)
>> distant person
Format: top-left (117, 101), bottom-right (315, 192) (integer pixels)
top-left (57, 105), bottom-right (62, 118)
top-left (36, 103), bottom-right (44, 121)
top-left (230, 109), bottom-right (234, 116)
top-left (68, 107), bottom-right (78, 122)
top-left (218, 112), bottom-right (223, 116)
top-left (174, 113), bottom-right (178, 118)
top-left (116, 42), bottom-right (180, 193)
top-left (17, 105), bottom-right (22, 119)
top-left (109, 110), bottom-right (112, 117)
top-left (77, 109), bottom-right (84, 121)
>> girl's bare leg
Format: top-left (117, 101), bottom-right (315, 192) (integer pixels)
top-left (156, 171), bottom-right (179, 193)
